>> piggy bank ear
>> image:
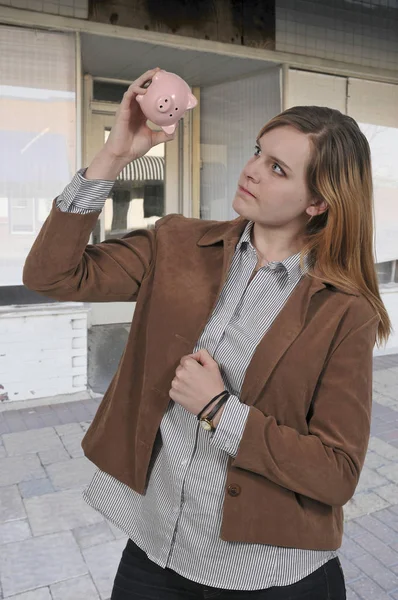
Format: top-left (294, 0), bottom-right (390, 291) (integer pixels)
top-left (162, 124), bottom-right (176, 134)
top-left (187, 93), bottom-right (198, 109)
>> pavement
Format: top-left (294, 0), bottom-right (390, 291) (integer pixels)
top-left (0, 355), bottom-right (397, 600)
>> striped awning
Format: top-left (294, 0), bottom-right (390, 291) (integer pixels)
top-left (117, 155), bottom-right (164, 182)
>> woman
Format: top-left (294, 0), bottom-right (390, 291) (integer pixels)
top-left (23, 68), bottom-right (391, 599)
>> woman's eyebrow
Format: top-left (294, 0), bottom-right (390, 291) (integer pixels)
top-left (256, 141), bottom-right (293, 173)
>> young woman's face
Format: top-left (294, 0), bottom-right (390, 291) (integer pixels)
top-left (232, 125), bottom-right (316, 229)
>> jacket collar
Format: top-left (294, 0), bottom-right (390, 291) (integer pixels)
top-left (197, 217), bottom-right (359, 297)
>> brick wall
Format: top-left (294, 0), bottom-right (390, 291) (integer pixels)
top-left (0, 304), bottom-right (89, 402)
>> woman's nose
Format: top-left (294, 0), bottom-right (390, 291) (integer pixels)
top-left (243, 161), bottom-right (260, 183)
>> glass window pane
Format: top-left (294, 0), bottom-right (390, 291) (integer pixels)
top-left (93, 81), bottom-right (129, 103)
top-left (376, 261), bottom-right (393, 285)
top-left (93, 129), bottom-right (165, 243)
top-left (0, 25), bottom-right (76, 287)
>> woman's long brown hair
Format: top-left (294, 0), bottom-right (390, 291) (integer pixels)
top-left (257, 106), bottom-right (392, 347)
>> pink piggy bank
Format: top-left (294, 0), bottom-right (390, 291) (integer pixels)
top-left (136, 70), bottom-right (197, 134)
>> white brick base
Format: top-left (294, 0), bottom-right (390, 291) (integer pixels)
top-left (0, 303), bottom-right (89, 403)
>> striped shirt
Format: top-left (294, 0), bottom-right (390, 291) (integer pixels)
top-left (56, 169), bottom-right (336, 591)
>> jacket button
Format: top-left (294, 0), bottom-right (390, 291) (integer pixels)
top-left (227, 484), bottom-right (241, 497)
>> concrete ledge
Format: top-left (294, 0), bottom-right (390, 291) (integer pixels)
top-left (0, 389), bottom-right (102, 413)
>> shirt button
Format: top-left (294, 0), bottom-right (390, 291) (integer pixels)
top-left (227, 484), bottom-right (241, 497)
top-left (181, 459), bottom-right (188, 466)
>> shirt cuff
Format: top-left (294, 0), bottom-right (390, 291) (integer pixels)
top-left (55, 168), bottom-right (116, 214)
top-left (209, 394), bottom-right (250, 457)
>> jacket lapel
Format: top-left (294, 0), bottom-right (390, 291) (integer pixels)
top-left (197, 217), bottom-right (327, 406)
top-left (239, 275), bottom-right (326, 406)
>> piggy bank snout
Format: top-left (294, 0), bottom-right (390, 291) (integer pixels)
top-left (156, 95), bottom-right (175, 113)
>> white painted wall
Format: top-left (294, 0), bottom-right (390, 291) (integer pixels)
top-left (0, 303), bottom-right (89, 402)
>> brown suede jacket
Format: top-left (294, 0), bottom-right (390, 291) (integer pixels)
top-left (23, 202), bottom-right (379, 550)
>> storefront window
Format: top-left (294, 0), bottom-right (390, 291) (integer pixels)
top-left (0, 25), bottom-right (76, 290)
top-left (92, 129), bottom-right (165, 244)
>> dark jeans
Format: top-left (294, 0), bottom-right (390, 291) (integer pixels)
top-left (111, 539), bottom-right (346, 599)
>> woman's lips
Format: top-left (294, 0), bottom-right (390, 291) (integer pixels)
top-left (238, 185), bottom-right (256, 199)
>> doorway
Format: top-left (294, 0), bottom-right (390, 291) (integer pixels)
top-left (84, 76), bottom-right (183, 326)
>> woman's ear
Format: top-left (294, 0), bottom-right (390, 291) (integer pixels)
top-left (307, 198), bottom-right (328, 217)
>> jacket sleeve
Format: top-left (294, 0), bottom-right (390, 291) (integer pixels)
top-left (231, 312), bottom-right (380, 507)
top-left (23, 200), bottom-right (175, 303)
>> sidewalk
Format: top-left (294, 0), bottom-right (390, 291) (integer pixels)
top-left (0, 356), bottom-right (397, 600)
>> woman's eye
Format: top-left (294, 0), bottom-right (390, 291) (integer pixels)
top-left (272, 163), bottom-right (285, 176)
top-left (254, 145), bottom-right (261, 156)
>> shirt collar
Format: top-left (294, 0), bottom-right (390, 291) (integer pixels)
top-left (236, 220), bottom-right (313, 282)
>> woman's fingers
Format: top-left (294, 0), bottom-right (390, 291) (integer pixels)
top-left (121, 68), bottom-right (160, 106)
top-left (151, 125), bottom-right (178, 147)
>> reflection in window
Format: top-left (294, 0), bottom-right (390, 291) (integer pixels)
top-left (359, 123), bottom-right (398, 287)
top-left (0, 25), bottom-right (76, 287)
top-left (93, 131), bottom-right (165, 243)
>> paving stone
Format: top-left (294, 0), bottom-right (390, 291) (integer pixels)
top-left (375, 483), bottom-right (398, 505)
top-left (356, 465), bottom-right (390, 492)
top-left (346, 587), bottom-right (361, 600)
top-left (340, 536), bottom-right (368, 560)
top-left (344, 491), bottom-right (390, 520)
top-left (378, 462), bottom-right (398, 484)
top-left (374, 393), bottom-right (398, 411)
top-left (67, 403), bottom-right (92, 422)
top-left (73, 521), bottom-right (115, 549)
top-left (54, 423), bottom-right (83, 437)
top-left (371, 420), bottom-right (397, 435)
top-left (338, 552), bottom-right (362, 583)
top-left (354, 531), bottom-right (398, 567)
top-left (36, 412), bottom-right (63, 428)
top-left (21, 412), bottom-right (46, 430)
top-left (0, 531), bottom-right (87, 597)
top-left (38, 445), bottom-right (70, 466)
top-left (18, 477), bottom-right (55, 499)
top-left (50, 574), bottom-right (100, 600)
top-left (374, 507), bottom-right (398, 533)
top-left (82, 538), bottom-right (127, 600)
top-left (373, 369), bottom-right (398, 388)
top-left (0, 519), bottom-right (31, 545)
top-left (368, 438), bottom-right (398, 461)
top-left (349, 575), bottom-right (393, 599)
top-left (79, 421), bottom-right (92, 433)
top-left (2, 413), bottom-right (27, 433)
top-left (352, 553), bottom-right (398, 591)
top-left (0, 417), bottom-right (10, 435)
top-left (46, 457), bottom-right (96, 491)
top-left (0, 445), bottom-right (6, 459)
top-left (2, 427), bottom-right (64, 457)
top-left (5, 589), bottom-right (52, 600)
top-left (60, 431), bottom-right (85, 458)
top-left (0, 485), bottom-right (26, 522)
top-left (343, 520), bottom-right (367, 539)
top-left (51, 406), bottom-right (76, 425)
top-left (107, 521), bottom-right (128, 540)
top-left (355, 513), bottom-right (398, 545)
top-left (25, 488), bottom-right (103, 536)
top-left (364, 450), bottom-right (393, 470)
top-left (0, 455), bottom-right (45, 487)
